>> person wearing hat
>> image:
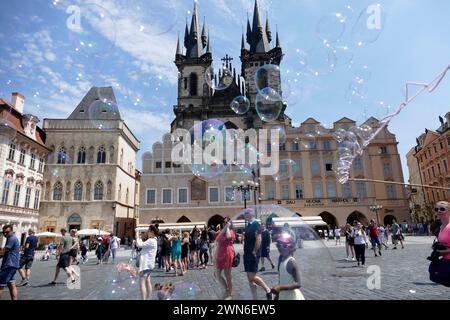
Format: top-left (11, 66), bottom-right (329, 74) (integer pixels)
top-left (95, 237), bottom-right (104, 265)
top-left (435, 201), bottom-right (450, 260)
top-left (270, 231), bottom-right (305, 300)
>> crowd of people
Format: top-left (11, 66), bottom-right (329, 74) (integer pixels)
top-left (1, 201), bottom-right (449, 300)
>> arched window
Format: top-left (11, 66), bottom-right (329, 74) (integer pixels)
top-left (94, 181), bottom-right (104, 200)
top-left (57, 147), bottom-right (67, 164)
top-left (53, 182), bottom-right (63, 200)
top-left (77, 147), bottom-right (86, 164)
top-left (107, 181), bottom-right (112, 200)
top-left (120, 148), bottom-right (124, 167)
top-left (74, 181), bottom-right (83, 201)
top-left (189, 73), bottom-right (198, 96)
top-left (97, 146), bottom-right (106, 164)
top-left (126, 188), bottom-right (129, 204)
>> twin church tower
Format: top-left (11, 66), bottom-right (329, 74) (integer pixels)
top-left (172, 0), bottom-right (286, 132)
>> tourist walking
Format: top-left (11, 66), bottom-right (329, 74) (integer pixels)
top-left (136, 225), bottom-right (158, 300)
top-left (378, 225), bottom-right (389, 250)
top-left (18, 229), bottom-right (38, 286)
top-left (270, 231), bottom-right (305, 300)
top-left (334, 226), bottom-right (341, 246)
top-left (169, 230), bottom-right (184, 276)
top-left (199, 230), bottom-right (209, 269)
top-left (344, 223), bottom-right (355, 261)
top-left (80, 241), bottom-right (88, 264)
top-left (214, 217), bottom-right (235, 300)
top-left (352, 222), bottom-right (368, 267)
top-left (391, 219), bottom-right (404, 249)
top-left (190, 227), bottom-right (200, 269)
top-left (68, 230), bottom-right (79, 266)
top-left (259, 223), bottom-right (275, 271)
top-left (243, 209), bottom-right (273, 300)
top-left (110, 234), bottom-right (120, 264)
top-left (95, 238), bottom-right (104, 265)
top-left (102, 235), bottom-right (111, 263)
top-left (368, 220), bottom-right (382, 257)
top-left (208, 225), bottom-right (216, 265)
top-left (181, 232), bottom-right (190, 272)
top-left (49, 229), bottom-right (76, 285)
top-left (0, 225), bottom-right (20, 300)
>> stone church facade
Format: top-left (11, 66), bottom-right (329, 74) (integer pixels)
top-left (38, 87), bottom-right (140, 240)
top-left (139, 1), bottom-right (410, 229)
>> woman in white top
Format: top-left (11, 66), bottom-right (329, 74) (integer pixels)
top-left (136, 225), bottom-right (158, 300)
top-left (270, 232), bottom-right (305, 300)
top-left (334, 227), bottom-right (341, 246)
top-left (351, 222), bottom-right (368, 267)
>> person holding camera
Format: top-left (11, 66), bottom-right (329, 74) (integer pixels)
top-left (136, 225), bottom-right (158, 300)
top-left (352, 221), bottom-right (368, 267)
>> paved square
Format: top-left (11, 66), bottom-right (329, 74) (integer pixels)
top-left (1, 236), bottom-right (449, 300)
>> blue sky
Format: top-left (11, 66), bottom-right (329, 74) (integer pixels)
top-left (0, 0), bottom-right (449, 181)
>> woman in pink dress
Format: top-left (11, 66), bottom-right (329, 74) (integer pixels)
top-left (214, 217), bottom-right (235, 300)
top-left (436, 201), bottom-right (450, 260)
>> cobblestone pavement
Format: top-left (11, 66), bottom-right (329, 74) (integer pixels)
top-left (1, 236), bottom-right (449, 300)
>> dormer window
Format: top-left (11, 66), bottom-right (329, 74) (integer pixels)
top-left (79, 109), bottom-right (85, 113)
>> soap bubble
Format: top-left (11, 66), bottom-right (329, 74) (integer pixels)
top-left (356, 124), bottom-right (374, 141)
top-left (255, 88), bottom-right (284, 122)
top-left (88, 99), bottom-right (121, 130)
top-left (270, 125), bottom-right (287, 144)
top-left (355, 65), bottom-right (371, 84)
top-left (254, 64), bottom-right (281, 93)
top-left (304, 47), bottom-right (337, 77)
top-left (231, 205), bottom-right (339, 299)
top-left (170, 281), bottom-right (201, 300)
top-left (47, 150), bottom-right (73, 179)
top-left (315, 123), bottom-right (332, 136)
top-left (91, 272), bottom-right (139, 300)
top-left (0, 118), bottom-right (17, 144)
top-left (316, 13), bottom-right (346, 44)
top-left (67, 3), bottom-right (117, 60)
top-left (331, 45), bottom-right (354, 67)
top-left (205, 64), bottom-right (233, 91)
top-left (332, 128), bottom-right (347, 142)
top-left (230, 96), bottom-right (250, 115)
top-left (273, 159), bottom-right (301, 181)
top-left (352, 4), bottom-right (387, 47)
top-left (300, 134), bottom-right (317, 150)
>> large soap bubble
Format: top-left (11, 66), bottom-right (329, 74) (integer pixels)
top-left (254, 64), bottom-right (281, 93)
top-left (352, 4), bottom-right (387, 47)
top-left (255, 88), bottom-right (284, 122)
top-left (231, 205), bottom-right (339, 300)
top-left (205, 64), bottom-right (233, 91)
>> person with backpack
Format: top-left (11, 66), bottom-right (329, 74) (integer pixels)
top-left (199, 230), bottom-right (210, 269)
top-left (428, 201), bottom-right (450, 287)
top-left (214, 217), bottom-right (235, 300)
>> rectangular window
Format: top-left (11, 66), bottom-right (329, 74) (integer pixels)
top-left (383, 163), bottom-right (392, 176)
top-left (146, 189), bottom-right (156, 204)
top-left (8, 143), bottom-right (16, 161)
top-left (440, 142), bottom-right (444, 150)
top-left (379, 146), bottom-right (388, 154)
top-left (19, 148), bottom-right (26, 165)
top-left (162, 189), bottom-right (172, 204)
top-left (311, 159), bottom-right (320, 175)
top-left (38, 158), bottom-right (44, 172)
top-left (437, 163), bottom-right (441, 175)
top-left (155, 162), bottom-right (162, 169)
top-left (279, 143), bottom-right (286, 151)
top-left (165, 162), bottom-right (172, 168)
top-left (323, 141), bottom-right (331, 150)
top-left (280, 161), bottom-right (289, 175)
top-left (444, 160), bottom-right (448, 172)
top-left (313, 183), bottom-right (323, 198)
top-left (33, 190), bottom-right (40, 210)
top-left (209, 187), bottom-right (219, 203)
top-left (178, 188), bottom-right (188, 204)
top-left (241, 191), bottom-right (251, 202)
top-left (24, 187), bottom-right (32, 208)
top-left (13, 184), bottom-right (21, 206)
top-left (292, 160), bottom-right (301, 176)
top-left (282, 185), bottom-right (290, 200)
top-left (291, 142), bottom-right (299, 151)
top-left (325, 158), bottom-right (333, 172)
top-left (30, 154), bottom-right (36, 170)
top-left (434, 145), bottom-right (437, 153)
top-left (267, 143), bottom-right (272, 153)
top-left (356, 182), bottom-right (367, 198)
top-left (327, 183), bottom-right (336, 198)
top-left (295, 185), bottom-right (303, 199)
top-left (224, 187), bottom-right (235, 202)
top-left (343, 183), bottom-right (352, 198)
top-left (267, 185), bottom-right (275, 200)
top-left (432, 166), bottom-right (436, 177)
top-left (1, 181), bottom-right (11, 205)
top-left (354, 158), bottom-right (363, 171)
top-left (386, 185), bottom-right (396, 199)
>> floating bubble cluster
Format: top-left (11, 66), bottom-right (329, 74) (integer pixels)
top-left (230, 96), bottom-right (250, 115)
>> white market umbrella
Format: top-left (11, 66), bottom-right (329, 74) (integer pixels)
top-left (35, 232), bottom-right (62, 237)
top-left (77, 229), bottom-right (110, 236)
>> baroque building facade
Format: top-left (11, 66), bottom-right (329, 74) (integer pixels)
top-left (0, 93), bottom-right (50, 248)
top-left (38, 87), bottom-right (140, 241)
top-left (139, 1), bottom-right (410, 228)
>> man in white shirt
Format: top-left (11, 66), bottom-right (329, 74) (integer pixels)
top-left (110, 234), bottom-right (121, 264)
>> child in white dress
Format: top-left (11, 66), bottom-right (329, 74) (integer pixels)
top-left (270, 232), bottom-right (305, 300)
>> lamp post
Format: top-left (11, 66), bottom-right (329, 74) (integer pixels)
top-left (369, 205), bottom-right (383, 225)
top-left (232, 179), bottom-right (259, 213)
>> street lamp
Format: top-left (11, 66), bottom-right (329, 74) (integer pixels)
top-left (369, 205), bottom-right (383, 225)
top-left (232, 179), bottom-right (259, 211)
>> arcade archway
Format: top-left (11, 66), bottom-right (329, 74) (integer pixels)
top-left (383, 215), bottom-right (397, 226)
top-left (207, 215), bottom-right (224, 229)
top-left (177, 216), bottom-right (191, 223)
top-left (347, 211), bottom-right (369, 225)
top-left (319, 212), bottom-right (338, 228)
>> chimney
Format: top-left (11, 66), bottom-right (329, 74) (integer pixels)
top-left (11, 92), bottom-right (25, 113)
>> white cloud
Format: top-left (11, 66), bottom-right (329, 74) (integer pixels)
top-left (45, 52), bottom-right (57, 61)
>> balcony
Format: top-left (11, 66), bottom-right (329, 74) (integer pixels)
top-left (0, 204), bottom-right (39, 217)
